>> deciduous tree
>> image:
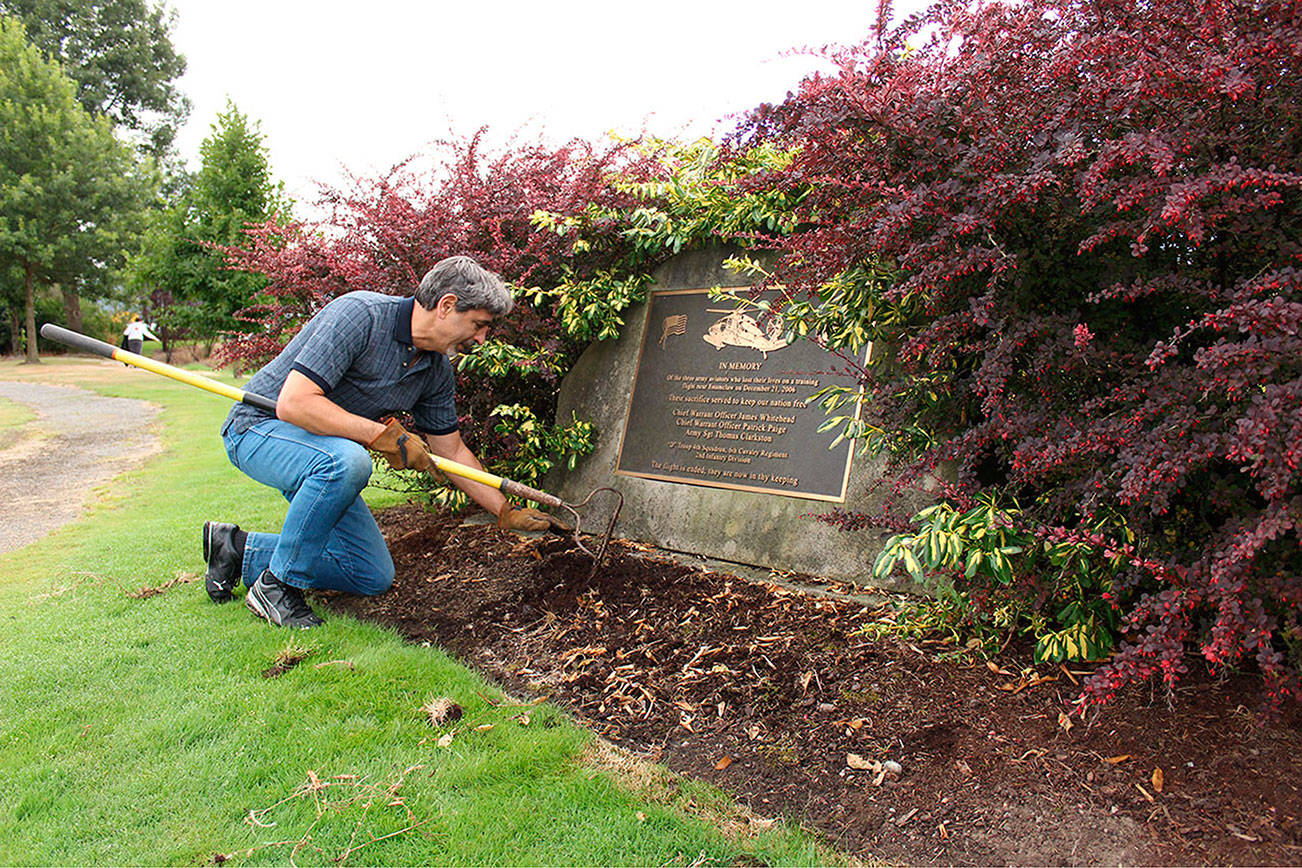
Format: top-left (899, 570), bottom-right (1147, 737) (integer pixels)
top-left (0, 15), bottom-right (147, 362)
top-left (1, 0), bottom-right (183, 332)
top-left (0, 0), bottom-right (188, 158)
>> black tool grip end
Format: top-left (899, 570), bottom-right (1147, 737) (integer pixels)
top-left (40, 323), bottom-right (120, 359)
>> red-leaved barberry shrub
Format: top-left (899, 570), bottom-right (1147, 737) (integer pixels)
top-left (216, 130), bottom-right (658, 472)
top-left (738, 0), bottom-right (1302, 709)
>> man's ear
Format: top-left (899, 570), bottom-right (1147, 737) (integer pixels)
top-left (436, 293), bottom-right (459, 317)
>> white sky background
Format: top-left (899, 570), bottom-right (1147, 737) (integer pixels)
top-left (168, 0), bottom-right (927, 216)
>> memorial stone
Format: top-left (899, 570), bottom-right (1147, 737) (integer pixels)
top-left (616, 287), bottom-right (860, 501)
top-left (551, 249), bottom-right (917, 588)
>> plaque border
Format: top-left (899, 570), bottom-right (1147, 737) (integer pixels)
top-left (613, 287), bottom-right (865, 503)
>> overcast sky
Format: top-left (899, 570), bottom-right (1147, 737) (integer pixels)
top-left (166, 1), bottom-right (926, 213)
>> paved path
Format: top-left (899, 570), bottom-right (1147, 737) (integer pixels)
top-left (0, 381), bottom-right (161, 555)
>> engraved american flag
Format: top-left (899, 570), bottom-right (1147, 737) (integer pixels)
top-left (659, 314), bottom-right (687, 348)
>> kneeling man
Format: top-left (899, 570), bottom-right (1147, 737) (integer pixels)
top-left (203, 255), bottom-right (558, 628)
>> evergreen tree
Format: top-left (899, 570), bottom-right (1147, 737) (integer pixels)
top-left (129, 101), bottom-right (289, 351)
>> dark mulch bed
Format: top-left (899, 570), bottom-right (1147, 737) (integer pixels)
top-left (322, 503), bottom-right (1302, 866)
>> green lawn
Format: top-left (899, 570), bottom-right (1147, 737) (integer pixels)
top-left (0, 358), bottom-right (834, 866)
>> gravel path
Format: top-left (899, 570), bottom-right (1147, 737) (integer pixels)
top-left (0, 381), bottom-right (161, 555)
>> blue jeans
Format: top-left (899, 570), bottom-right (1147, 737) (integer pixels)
top-left (222, 418), bottom-right (394, 595)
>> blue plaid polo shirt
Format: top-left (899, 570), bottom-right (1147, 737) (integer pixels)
top-left (222, 292), bottom-right (459, 437)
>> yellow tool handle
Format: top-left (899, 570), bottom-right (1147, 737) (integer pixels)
top-left (40, 323), bottom-right (277, 412)
top-left (427, 455), bottom-right (562, 508)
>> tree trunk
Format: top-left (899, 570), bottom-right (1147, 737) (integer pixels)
top-left (23, 262), bottom-right (40, 364)
top-left (61, 284), bottom-right (84, 333)
top-left (8, 309), bottom-right (19, 356)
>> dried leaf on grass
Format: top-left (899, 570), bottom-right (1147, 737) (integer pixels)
top-left (126, 571), bottom-right (199, 599)
top-left (420, 696), bottom-right (463, 727)
top-left (262, 644), bottom-right (313, 678)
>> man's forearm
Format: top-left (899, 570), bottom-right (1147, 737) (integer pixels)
top-left (277, 392), bottom-right (387, 444)
top-left (451, 474), bottom-right (508, 517)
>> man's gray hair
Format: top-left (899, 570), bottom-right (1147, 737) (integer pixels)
top-left (414, 255), bottom-right (514, 316)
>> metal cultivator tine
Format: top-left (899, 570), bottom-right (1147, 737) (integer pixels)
top-left (564, 487), bottom-right (624, 573)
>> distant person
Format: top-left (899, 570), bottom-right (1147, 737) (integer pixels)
top-left (121, 316), bottom-right (159, 356)
top-left (202, 255), bottom-right (566, 630)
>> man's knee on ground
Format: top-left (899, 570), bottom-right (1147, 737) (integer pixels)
top-left (357, 552), bottom-right (395, 596)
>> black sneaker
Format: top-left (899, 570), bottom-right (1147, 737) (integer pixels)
top-left (246, 570), bottom-right (323, 629)
top-left (203, 521), bottom-right (244, 603)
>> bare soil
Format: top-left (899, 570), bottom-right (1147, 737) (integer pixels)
top-left (318, 503), bottom-right (1302, 866)
top-left (0, 376), bottom-right (161, 555)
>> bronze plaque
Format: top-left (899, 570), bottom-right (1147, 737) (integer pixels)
top-left (616, 288), bottom-right (863, 502)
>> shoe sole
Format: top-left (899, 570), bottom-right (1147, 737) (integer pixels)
top-left (245, 584), bottom-right (279, 625)
top-left (204, 521), bottom-right (234, 604)
top-left (246, 582), bottom-right (323, 630)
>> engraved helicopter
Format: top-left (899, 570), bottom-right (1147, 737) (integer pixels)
top-left (702, 307), bottom-right (789, 357)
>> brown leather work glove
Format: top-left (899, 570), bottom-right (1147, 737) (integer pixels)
top-left (497, 503), bottom-right (572, 532)
top-left (367, 418), bottom-right (435, 473)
